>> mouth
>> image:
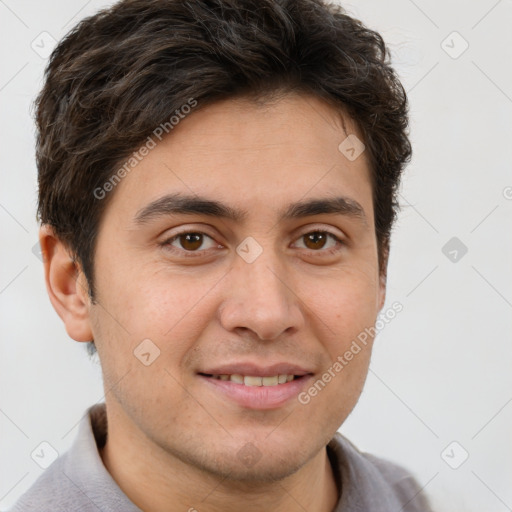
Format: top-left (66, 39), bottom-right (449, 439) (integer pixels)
top-left (197, 371), bottom-right (313, 410)
top-left (198, 373), bottom-right (305, 386)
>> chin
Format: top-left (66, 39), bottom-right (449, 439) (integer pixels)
top-left (207, 454), bottom-right (308, 485)
top-left (168, 436), bottom-right (314, 485)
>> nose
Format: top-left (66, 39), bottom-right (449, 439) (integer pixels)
top-left (218, 245), bottom-right (305, 341)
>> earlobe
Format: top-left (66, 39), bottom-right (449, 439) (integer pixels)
top-left (39, 225), bottom-right (93, 342)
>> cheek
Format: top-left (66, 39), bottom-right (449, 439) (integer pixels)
top-left (101, 263), bottom-right (199, 327)
top-left (307, 267), bottom-right (379, 328)
top-left (93, 267), bottom-right (221, 371)
top-left (298, 268), bottom-right (379, 388)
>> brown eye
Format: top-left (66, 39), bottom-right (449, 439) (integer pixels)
top-left (164, 231), bottom-right (218, 254)
top-left (303, 232), bottom-right (328, 250)
top-left (293, 231), bottom-right (343, 253)
top-left (178, 233), bottom-right (203, 251)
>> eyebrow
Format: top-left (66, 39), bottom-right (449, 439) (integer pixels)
top-left (133, 193), bottom-right (367, 226)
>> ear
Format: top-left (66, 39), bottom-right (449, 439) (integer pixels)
top-left (39, 225), bottom-right (93, 342)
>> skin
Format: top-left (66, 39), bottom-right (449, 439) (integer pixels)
top-left (41, 92), bottom-right (387, 512)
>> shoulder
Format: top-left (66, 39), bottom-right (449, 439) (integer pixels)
top-left (7, 453), bottom-right (97, 512)
top-left (329, 432), bottom-right (433, 512)
top-left (362, 451), bottom-right (432, 510)
top-left (8, 404), bottom-right (139, 512)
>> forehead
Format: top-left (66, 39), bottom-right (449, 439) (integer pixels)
top-left (101, 92), bottom-right (374, 225)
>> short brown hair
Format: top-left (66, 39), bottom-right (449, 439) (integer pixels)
top-left (36, 0), bottom-right (411, 300)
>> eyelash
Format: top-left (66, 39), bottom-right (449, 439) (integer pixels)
top-left (160, 229), bottom-right (345, 258)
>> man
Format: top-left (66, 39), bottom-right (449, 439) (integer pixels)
top-left (11, 0), bottom-right (433, 510)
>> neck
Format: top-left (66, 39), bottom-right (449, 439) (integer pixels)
top-left (99, 405), bottom-right (339, 512)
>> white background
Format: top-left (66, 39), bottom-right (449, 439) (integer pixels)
top-left (1, 1), bottom-right (511, 510)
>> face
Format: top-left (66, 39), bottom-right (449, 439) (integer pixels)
top-left (79, 92), bottom-right (385, 482)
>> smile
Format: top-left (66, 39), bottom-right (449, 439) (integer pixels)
top-left (199, 373), bottom-right (312, 409)
top-left (201, 373), bottom-right (297, 386)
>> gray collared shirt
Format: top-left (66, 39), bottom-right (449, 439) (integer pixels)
top-left (10, 404), bottom-right (433, 511)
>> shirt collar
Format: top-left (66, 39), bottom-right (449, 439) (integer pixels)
top-left (68, 403), bottom-right (417, 512)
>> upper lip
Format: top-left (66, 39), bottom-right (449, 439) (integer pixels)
top-left (198, 362), bottom-right (313, 377)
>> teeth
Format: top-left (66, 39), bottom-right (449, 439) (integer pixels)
top-left (211, 374), bottom-right (296, 386)
top-left (244, 376), bottom-right (262, 386)
top-left (262, 376), bottom-right (278, 386)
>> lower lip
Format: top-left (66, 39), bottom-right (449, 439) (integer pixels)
top-left (199, 375), bottom-right (313, 410)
